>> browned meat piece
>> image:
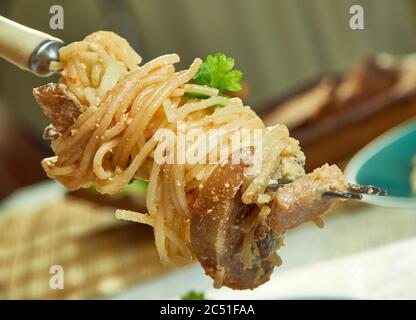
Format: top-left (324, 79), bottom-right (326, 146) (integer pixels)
top-left (264, 78), bottom-right (336, 129)
top-left (269, 164), bottom-right (346, 232)
top-left (190, 156), bottom-right (280, 290)
top-left (190, 161), bottom-right (347, 290)
top-left (33, 83), bottom-right (83, 134)
top-left (335, 57), bottom-right (399, 106)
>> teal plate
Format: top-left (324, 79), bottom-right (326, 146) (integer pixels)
top-left (345, 118), bottom-right (416, 208)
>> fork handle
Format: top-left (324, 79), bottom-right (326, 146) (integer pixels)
top-left (0, 16), bottom-right (64, 76)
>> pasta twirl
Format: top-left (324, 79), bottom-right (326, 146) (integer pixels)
top-left (38, 31), bottom-right (305, 266)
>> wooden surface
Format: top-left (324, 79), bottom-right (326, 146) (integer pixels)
top-left (300, 98), bottom-right (416, 171)
top-left (261, 69), bottom-right (416, 172)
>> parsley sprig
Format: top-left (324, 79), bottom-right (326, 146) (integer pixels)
top-left (181, 290), bottom-right (206, 300)
top-left (191, 53), bottom-right (243, 93)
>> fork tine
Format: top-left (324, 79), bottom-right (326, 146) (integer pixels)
top-left (266, 179), bottom-right (387, 199)
top-left (347, 184), bottom-right (387, 196)
top-left (322, 191), bottom-right (363, 200)
top-left (265, 178), bottom-right (293, 192)
top-left (322, 184), bottom-right (387, 200)
top-left (265, 183), bottom-right (282, 192)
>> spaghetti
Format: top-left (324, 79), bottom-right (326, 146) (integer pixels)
top-left (38, 31), bottom-right (305, 267)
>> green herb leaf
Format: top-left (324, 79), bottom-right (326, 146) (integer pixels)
top-left (181, 290), bottom-right (206, 300)
top-left (88, 179), bottom-right (148, 195)
top-left (123, 179), bottom-right (148, 195)
top-left (183, 92), bottom-right (209, 100)
top-left (88, 184), bottom-right (97, 193)
top-left (191, 53), bottom-right (243, 92)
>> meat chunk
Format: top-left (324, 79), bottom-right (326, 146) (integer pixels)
top-left (269, 164), bottom-right (346, 232)
top-left (190, 156), bottom-right (279, 290)
top-left (33, 83), bottom-right (83, 134)
top-left (335, 56), bottom-right (399, 106)
top-left (190, 161), bottom-right (346, 289)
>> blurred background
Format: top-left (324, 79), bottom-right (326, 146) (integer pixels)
top-left (1, 0), bottom-right (416, 198)
top-left (0, 0), bottom-right (416, 299)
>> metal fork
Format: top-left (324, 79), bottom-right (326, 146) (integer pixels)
top-left (266, 180), bottom-right (387, 200)
top-left (0, 16), bottom-right (64, 76)
top-left (322, 184), bottom-right (387, 200)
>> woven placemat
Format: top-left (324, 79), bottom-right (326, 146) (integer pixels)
top-left (0, 197), bottom-right (170, 299)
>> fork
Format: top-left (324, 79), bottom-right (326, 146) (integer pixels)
top-left (0, 16), bottom-right (64, 76)
top-left (266, 180), bottom-right (387, 200)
